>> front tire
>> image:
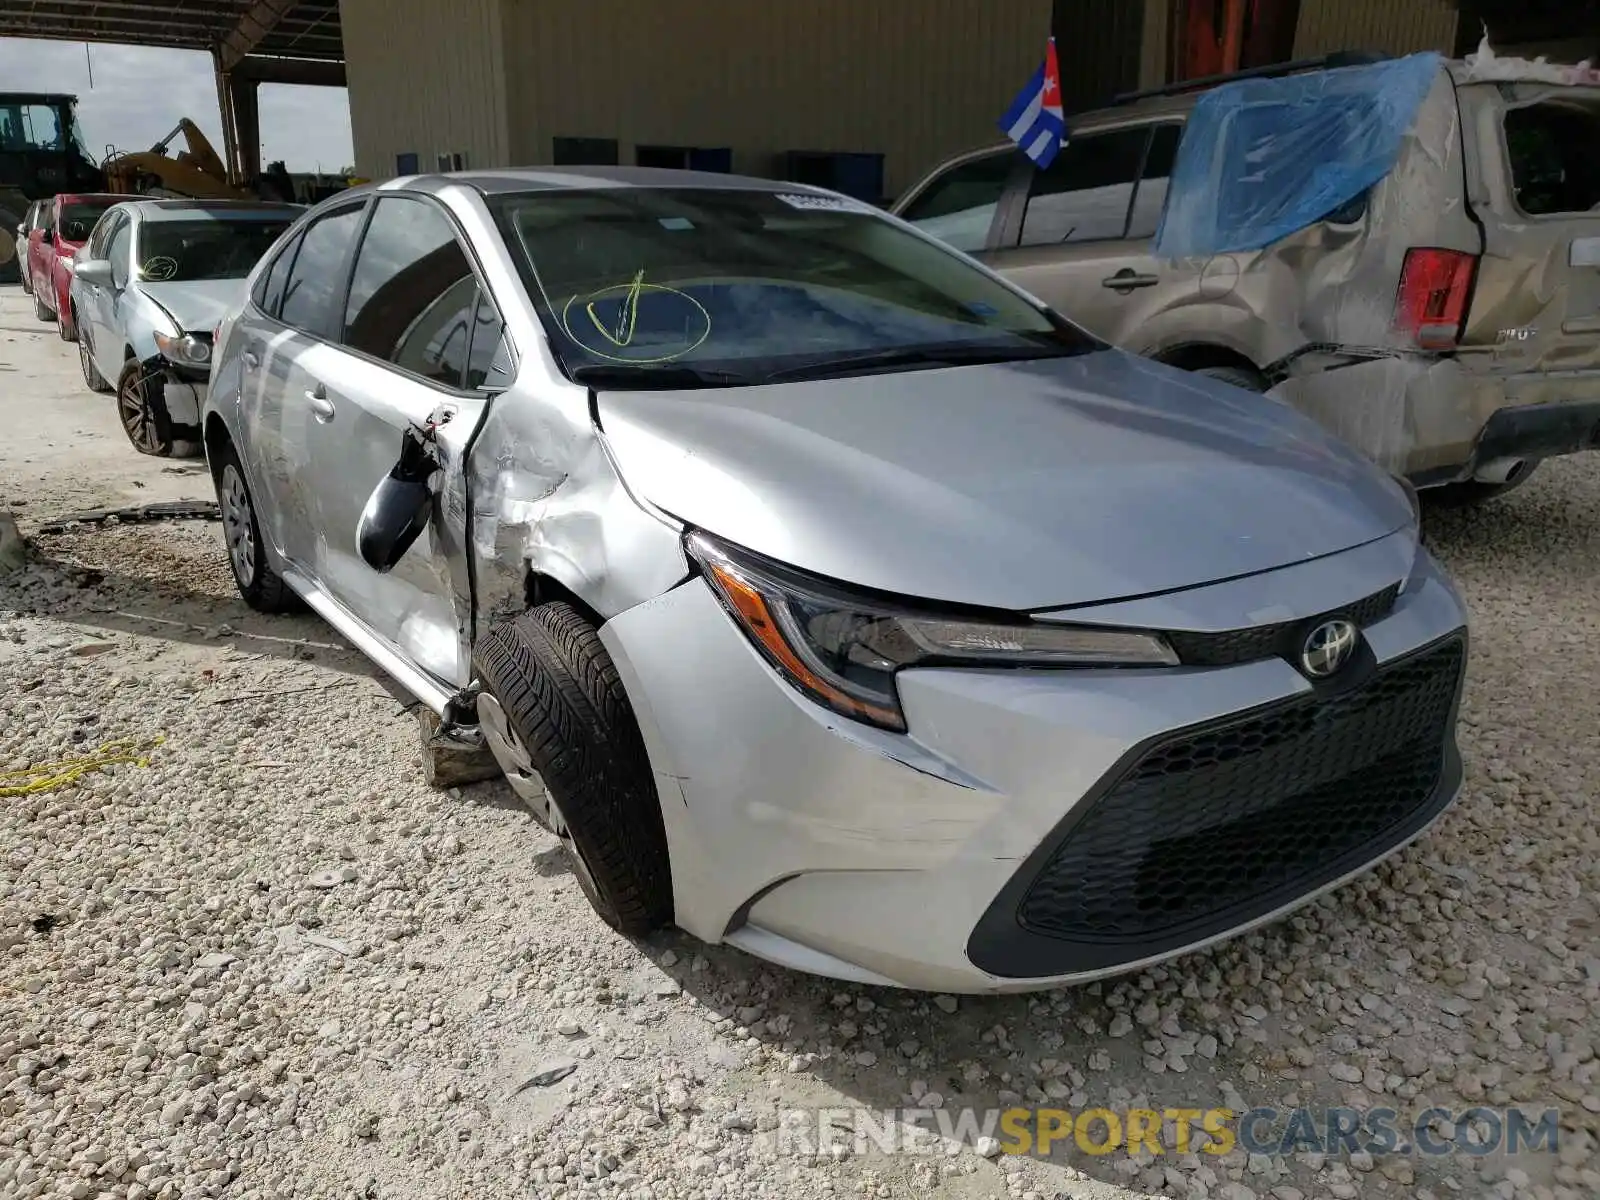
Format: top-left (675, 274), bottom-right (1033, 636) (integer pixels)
top-left (213, 439), bottom-right (298, 613)
top-left (33, 284), bottom-right (53, 323)
top-left (19, 264), bottom-right (31, 296)
top-left (56, 295), bottom-right (76, 342)
top-left (117, 360), bottom-right (173, 456)
top-left (473, 602), bottom-right (673, 935)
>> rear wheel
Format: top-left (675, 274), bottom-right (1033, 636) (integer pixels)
top-left (213, 439), bottom-right (298, 612)
top-left (78, 324), bottom-right (110, 393)
top-left (56, 297), bottom-right (76, 342)
top-left (33, 284), bottom-right (53, 323)
top-left (117, 360), bottom-right (172, 456)
top-left (18, 261), bottom-right (31, 295)
top-left (473, 602), bottom-right (673, 935)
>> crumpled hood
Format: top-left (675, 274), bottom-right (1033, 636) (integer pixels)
top-left (597, 349), bottom-right (1415, 611)
top-left (140, 279), bottom-right (246, 334)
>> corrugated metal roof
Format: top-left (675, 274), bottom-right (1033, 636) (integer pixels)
top-left (0, 0), bottom-right (343, 64)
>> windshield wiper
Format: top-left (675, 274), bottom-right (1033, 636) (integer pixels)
top-left (567, 363), bottom-right (753, 390)
top-left (761, 342), bottom-right (1082, 384)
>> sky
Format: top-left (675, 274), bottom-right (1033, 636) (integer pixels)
top-left (0, 38), bottom-right (353, 173)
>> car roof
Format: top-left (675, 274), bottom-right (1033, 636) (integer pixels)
top-left (55, 193), bottom-right (127, 206)
top-left (369, 165), bottom-right (834, 199)
top-left (126, 199), bottom-right (303, 223)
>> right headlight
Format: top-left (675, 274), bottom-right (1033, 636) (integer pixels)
top-left (686, 532), bottom-right (1178, 733)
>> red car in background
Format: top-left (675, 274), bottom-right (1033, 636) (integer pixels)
top-left (26, 192), bottom-right (127, 341)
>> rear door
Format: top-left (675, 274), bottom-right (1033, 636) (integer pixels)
top-left (307, 192), bottom-right (508, 687)
top-left (982, 123), bottom-right (1188, 346)
top-left (1456, 80), bottom-right (1600, 374)
top-left (235, 199), bottom-right (369, 571)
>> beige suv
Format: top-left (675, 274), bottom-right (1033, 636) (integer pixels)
top-left (894, 54), bottom-right (1600, 504)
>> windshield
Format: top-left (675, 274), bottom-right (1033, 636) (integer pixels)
top-left (488, 187), bottom-right (1099, 386)
top-left (59, 202), bottom-right (117, 242)
top-left (136, 218), bottom-right (293, 282)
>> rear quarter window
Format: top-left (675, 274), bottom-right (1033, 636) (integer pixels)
top-left (1503, 100), bottom-right (1600, 216)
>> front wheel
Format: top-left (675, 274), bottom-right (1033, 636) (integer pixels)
top-left (473, 602), bottom-right (673, 935)
top-left (33, 284), bottom-right (53, 323)
top-left (117, 360), bottom-right (173, 456)
top-left (56, 296), bottom-right (76, 342)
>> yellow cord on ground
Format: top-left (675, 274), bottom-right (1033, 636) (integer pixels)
top-left (0, 736), bottom-right (164, 797)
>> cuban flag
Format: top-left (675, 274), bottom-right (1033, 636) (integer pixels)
top-left (999, 37), bottom-right (1067, 168)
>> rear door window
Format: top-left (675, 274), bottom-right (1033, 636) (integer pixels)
top-left (253, 231), bottom-right (302, 318)
top-left (1503, 102), bottom-right (1600, 216)
top-left (1019, 128), bottom-right (1151, 246)
top-left (1127, 124), bottom-right (1183, 240)
top-left (898, 152), bottom-right (1014, 253)
top-left (278, 203), bottom-right (366, 337)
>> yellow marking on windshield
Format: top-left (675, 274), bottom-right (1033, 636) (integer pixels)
top-left (559, 275), bottom-right (712, 364)
top-left (587, 267), bottom-right (646, 347)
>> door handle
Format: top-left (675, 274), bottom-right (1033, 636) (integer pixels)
top-left (1102, 269), bottom-right (1160, 292)
top-left (241, 350), bottom-right (260, 371)
top-left (306, 385), bottom-right (335, 422)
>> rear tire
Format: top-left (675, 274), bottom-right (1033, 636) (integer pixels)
top-left (77, 313), bottom-right (111, 393)
top-left (473, 602), bottom-right (673, 935)
top-left (18, 264), bottom-right (31, 296)
top-left (57, 298), bottom-right (76, 342)
top-left (33, 285), bottom-right (53, 323)
top-left (212, 438), bottom-right (299, 613)
top-left (1427, 461), bottom-right (1542, 507)
top-left (1195, 365), bottom-right (1270, 393)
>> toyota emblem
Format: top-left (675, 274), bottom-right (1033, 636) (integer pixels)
top-left (1300, 619), bottom-right (1359, 678)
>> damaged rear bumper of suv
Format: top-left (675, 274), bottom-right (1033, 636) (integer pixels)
top-left (598, 533), bottom-right (1469, 995)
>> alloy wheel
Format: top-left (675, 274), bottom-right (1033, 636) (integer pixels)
top-left (219, 464), bottom-right (257, 588)
top-left (117, 371), bottom-right (162, 454)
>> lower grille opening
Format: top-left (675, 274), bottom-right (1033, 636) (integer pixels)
top-left (1016, 636), bottom-right (1464, 947)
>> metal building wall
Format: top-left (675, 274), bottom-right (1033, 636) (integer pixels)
top-left (339, 0), bottom-right (510, 179)
top-left (497, 0), bottom-right (1051, 196)
top-left (1291, 0), bottom-right (1460, 58)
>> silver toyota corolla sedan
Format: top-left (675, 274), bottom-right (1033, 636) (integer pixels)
top-left (203, 167), bottom-right (1469, 994)
top-left (69, 198), bottom-right (300, 457)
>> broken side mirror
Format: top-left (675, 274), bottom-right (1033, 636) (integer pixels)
top-left (357, 423), bottom-right (438, 572)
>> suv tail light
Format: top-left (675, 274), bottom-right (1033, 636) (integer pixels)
top-left (1393, 248), bottom-right (1477, 350)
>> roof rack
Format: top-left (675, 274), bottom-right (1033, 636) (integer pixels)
top-left (1109, 50), bottom-right (1391, 107)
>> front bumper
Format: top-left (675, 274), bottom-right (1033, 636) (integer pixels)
top-left (600, 539), bottom-right (1469, 994)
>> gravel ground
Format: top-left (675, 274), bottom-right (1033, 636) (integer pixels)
top-left (2, 288), bottom-right (1599, 1200)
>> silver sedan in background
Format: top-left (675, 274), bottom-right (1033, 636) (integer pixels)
top-left (70, 198), bottom-right (300, 457)
top-left (202, 168), bottom-right (1469, 994)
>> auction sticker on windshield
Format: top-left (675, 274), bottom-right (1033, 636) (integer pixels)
top-left (773, 193), bottom-right (873, 214)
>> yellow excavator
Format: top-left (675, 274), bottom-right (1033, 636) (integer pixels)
top-left (102, 118), bottom-right (257, 200)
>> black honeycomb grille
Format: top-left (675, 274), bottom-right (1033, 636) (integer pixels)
top-left (1016, 635), bottom-right (1464, 944)
top-left (1165, 583), bottom-right (1401, 667)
